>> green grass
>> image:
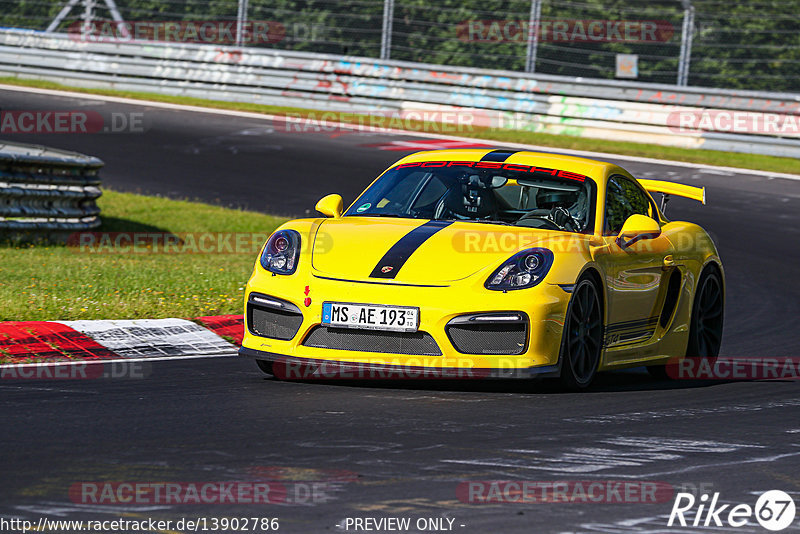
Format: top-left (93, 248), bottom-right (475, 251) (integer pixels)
top-left (0, 190), bottom-right (286, 321)
top-left (2, 76), bottom-right (798, 175)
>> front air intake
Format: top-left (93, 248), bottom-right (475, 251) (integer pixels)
top-left (445, 313), bottom-right (528, 355)
top-left (303, 327), bottom-right (442, 356)
top-left (247, 293), bottom-right (303, 341)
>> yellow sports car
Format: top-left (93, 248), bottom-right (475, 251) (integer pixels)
top-left (239, 149), bottom-right (724, 389)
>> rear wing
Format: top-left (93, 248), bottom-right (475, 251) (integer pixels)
top-left (638, 179), bottom-right (706, 212)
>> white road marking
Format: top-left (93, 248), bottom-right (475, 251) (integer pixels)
top-left (601, 437), bottom-right (764, 453)
top-left (0, 385), bottom-right (97, 393)
top-left (697, 168), bottom-right (736, 176)
top-left (564, 399), bottom-right (800, 424)
top-left (442, 436), bottom-right (778, 476)
top-left (15, 502), bottom-right (170, 516)
top-left (443, 449), bottom-right (800, 481)
top-left (362, 394), bottom-right (492, 402)
top-left (3, 83), bottom-right (800, 181)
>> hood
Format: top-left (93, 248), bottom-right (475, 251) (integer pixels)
top-left (311, 217), bottom-right (566, 284)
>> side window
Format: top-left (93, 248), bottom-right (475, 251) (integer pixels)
top-left (494, 184), bottom-right (521, 208)
top-left (604, 176), bottom-right (652, 235)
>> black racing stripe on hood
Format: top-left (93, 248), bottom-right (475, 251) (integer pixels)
top-left (480, 149), bottom-right (520, 162)
top-left (369, 220), bottom-right (453, 279)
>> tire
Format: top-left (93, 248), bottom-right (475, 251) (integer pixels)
top-left (255, 359), bottom-right (274, 375)
top-left (646, 364), bottom-right (670, 380)
top-left (686, 266), bottom-right (724, 360)
top-left (559, 277), bottom-right (604, 390)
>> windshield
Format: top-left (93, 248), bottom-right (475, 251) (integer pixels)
top-left (344, 161), bottom-right (597, 233)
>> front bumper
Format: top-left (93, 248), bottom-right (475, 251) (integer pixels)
top-left (240, 270), bottom-right (571, 377)
top-left (239, 346), bottom-right (561, 379)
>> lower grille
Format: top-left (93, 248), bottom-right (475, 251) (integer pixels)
top-left (247, 297), bottom-right (303, 341)
top-left (446, 314), bottom-right (528, 355)
top-left (303, 326), bottom-right (442, 356)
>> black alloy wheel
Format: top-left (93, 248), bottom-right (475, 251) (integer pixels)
top-left (687, 267), bottom-right (724, 359)
top-left (560, 278), bottom-right (603, 390)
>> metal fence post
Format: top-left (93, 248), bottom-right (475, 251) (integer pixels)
top-left (677, 0), bottom-right (695, 86)
top-left (82, 0), bottom-right (95, 38)
top-left (380, 0), bottom-right (394, 60)
top-left (525, 0), bottom-right (543, 73)
top-left (236, 0), bottom-right (250, 47)
top-left (47, 0), bottom-right (128, 37)
top-left (46, 0), bottom-right (82, 33)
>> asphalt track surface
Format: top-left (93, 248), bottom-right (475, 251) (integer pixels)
top-left (2, 87), bottom-right (800, 533)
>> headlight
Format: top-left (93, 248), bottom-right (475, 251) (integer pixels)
top-left (260, 230), bottom-right (301, 275)
top-left (485, 248), bottom-right (553, 291)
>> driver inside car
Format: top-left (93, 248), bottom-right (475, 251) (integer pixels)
top-left (433, 174), bottom-right (501, 220)
top-left (515, 188), bottom-right (584, 232)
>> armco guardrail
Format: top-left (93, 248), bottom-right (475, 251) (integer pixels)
top-left (0, 29), bottom-right (798, 158)
top-left (0, 141), bottom-right (103, 232)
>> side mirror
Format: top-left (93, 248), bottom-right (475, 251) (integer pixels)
top-left (616, 214), bottom-right (661, 248)
top-left (315, 194), bottom-right (343, 218)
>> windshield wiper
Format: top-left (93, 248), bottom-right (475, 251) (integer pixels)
top-left (459, 219), bottom-right (514, 226)
top-left (356, 213), bottom-right (407, 218)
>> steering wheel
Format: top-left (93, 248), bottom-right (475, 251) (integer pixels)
top-left (518, 207), bottom-right (581, 231)
top-left (432, 189), bottom-right (491, 220)
top-left (550, 206), bottom-right (582, 232)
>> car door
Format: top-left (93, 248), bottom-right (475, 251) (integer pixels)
top-left (594, 175), bottom-right (674, 355)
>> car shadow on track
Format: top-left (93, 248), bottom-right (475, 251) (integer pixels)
top-left (98, 216), bottom-right (173, 233)
top-left (258, 367), bottom-right (730, 395)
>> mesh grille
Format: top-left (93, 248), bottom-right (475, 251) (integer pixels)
top-left (446, 323), bottom-right (527, 355)
top-left (249, 306), bottom-right (303, 341)
top-left (303, 326), bottom-right (442, 356)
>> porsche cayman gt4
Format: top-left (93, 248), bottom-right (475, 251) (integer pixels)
top-left (239, 149), bottom-right (724, 389)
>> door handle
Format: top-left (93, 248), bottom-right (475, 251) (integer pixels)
top-left (663, 255), bottom-right (676, 269)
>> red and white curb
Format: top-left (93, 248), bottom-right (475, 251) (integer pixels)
top-left (0, 316), bottom-right (244, 366)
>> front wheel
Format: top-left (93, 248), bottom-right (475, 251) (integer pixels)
top-left (559, 278), bottom-right (603, 390)
top-left (646, 364), bottom-right (670, 380)
top-left (255, 359), bottom-right (274, 375)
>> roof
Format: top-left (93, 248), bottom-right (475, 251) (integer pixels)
top-left (393, 149), bottom-right (618, 179)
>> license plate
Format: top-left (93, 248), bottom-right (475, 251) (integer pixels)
top-left (322, 302), bottom-right (419, 332)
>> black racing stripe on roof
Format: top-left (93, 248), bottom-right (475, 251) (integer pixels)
top-left (369, 220), bottom-right (453, 279)
top-left (480, 150), bottom-right (520, 162)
